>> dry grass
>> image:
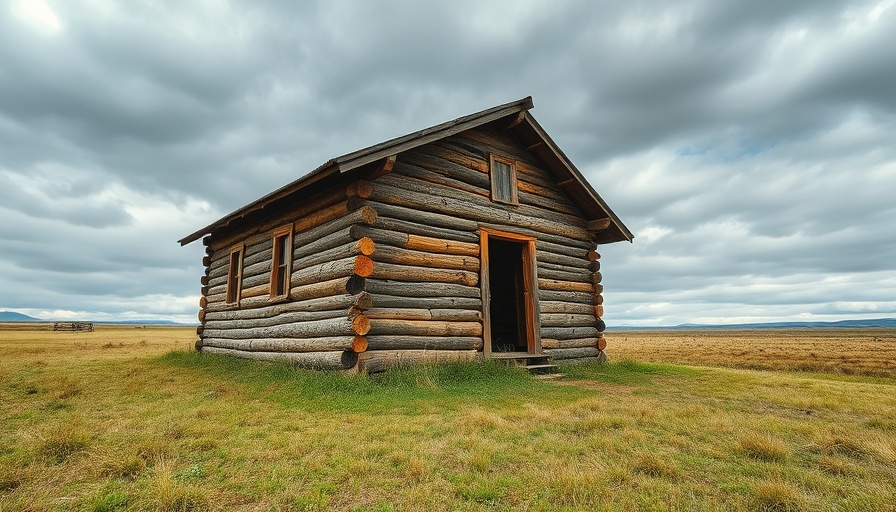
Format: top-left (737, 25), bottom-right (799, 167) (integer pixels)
top-left (607, 328), bottom-right (896, 378)
top-left (1, 324), bottom-right (895, 511)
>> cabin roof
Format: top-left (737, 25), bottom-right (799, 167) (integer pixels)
top-left (179, 97), bottom-right (633, 246)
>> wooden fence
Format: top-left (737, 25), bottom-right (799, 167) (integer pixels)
top-left (53, 322), bottom-right (94, 332)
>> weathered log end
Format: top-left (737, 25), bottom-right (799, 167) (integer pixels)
top-left (352, 314), bottom-right (371, 336)
top-left (354, 255), bottom-right (374, 277)
top-left (597, 336), bottom-right (607, 351)
top-left (345, 275), bottom-right (366, 295)
top-left (353, 291), bottom-right (373, 310)
top-left (194, 338), bottom-right (203, 351)
top-left (352, 335), bottom-right (368, 353)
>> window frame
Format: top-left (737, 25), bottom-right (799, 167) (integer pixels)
top-left (225, 244), bottom-right (244, 305)
top-left (270, 225), bottom-right (293, 300)
top-left (489, 154), bottom-right (519, 205)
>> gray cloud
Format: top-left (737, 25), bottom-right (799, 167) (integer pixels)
top-left (0, 0), bottom-right (894, 325)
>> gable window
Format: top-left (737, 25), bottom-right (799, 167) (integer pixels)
top-left (270, 226), bottom-right (293, 299)
top-left (489, 154), bottom-right (519, 205)
top-left (225, 245), bottom-right (244, 305)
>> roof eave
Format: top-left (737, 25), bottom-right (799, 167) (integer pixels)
top-left (179, 97), bottom-right (536, 246)
top-left (518, 114), bottom-right (634, 244)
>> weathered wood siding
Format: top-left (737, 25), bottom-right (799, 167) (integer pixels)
top-left (356, 125), bottom-right (605, 369)
top-left (195, 124), bottom-right (607, 371)
top-left (197, 186), bottom-right (372, 370)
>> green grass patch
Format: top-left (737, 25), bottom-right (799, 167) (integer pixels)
top-left (3, 329), bottom-right (896, 511)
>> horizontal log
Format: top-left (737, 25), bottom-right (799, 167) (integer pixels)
top-left (373, 245), bottom-right (479, 272)
top-left (357, 349), bottom-right (479, 373)
top-left (539, 301), bottom-right (594, 315)
top-left (366, 336), bottom-right (483, 351)
top-left (203, 336), bottom-right (358, 353)
top-left (538, 289), bottom-right (594, 304)
top-left (203, 315), bottom-right (369, 340)
top-left (369, 178), bottom-right (592, 244)
top-left (370, 261), bottom-right (478, 287)
top-left (369, 318), bottom-right (482, 337)
top-left (537, 266), bottom-right (591, 284)
top-left (369, 199), bottom-right (480, 235)
top-left (539, 326), bottom-right (602, 340)
top-left (371, 293), bottom-right (481, 310)
top-left (365, 279), bottom-right (480, 298)
top-left (538, 279), bottom-right (593, 293)
top-left (294, 206), bottom-right (377, 252)
top-left (294, 238), bottom-right (375, 271)
top-left (293, 200), bottom-right (351, 233)
top-left (286, 277), bottom-right (357, 303)
top-left (541, 313), bottom-right (599, 327)
top-left (351, 225), bottom-right (480, 257)
top-left (365, 308), bottom-right (481, 321)
top-left (202, 346), bottom-right (357, 370)
top-left (205, 309), bottom-right (346, 330)
top-left (241, 283), bottom-right (270, 300)
top-left (380, 172), bottom-right (591, 240)
top-left (205, 293), bottom-right (371, 321)
top-left (543, 347), bottom-right (600, 360)
top-left (292, 255), bottom-right (373, 287)
top-left (540, 338), bottom-right (598, 350)
top-left (374, 215), bottom-right (478, 244)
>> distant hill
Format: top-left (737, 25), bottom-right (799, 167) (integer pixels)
top-left (0, 311), bottom-right (41, 322)
top-left (610, 318), bottom-right (896, 330)
top-left (0, 311), bottom-right (186, 325)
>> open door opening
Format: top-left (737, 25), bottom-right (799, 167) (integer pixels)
top-left (488, 238), bottom-right (527, 352)
top-left (480, 228), bottom-right (541, 356)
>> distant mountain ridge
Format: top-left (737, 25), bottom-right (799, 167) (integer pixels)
top-left (0, 311), bottom-right (41, 322)
top-left (610, 318), bottom-right (896, 330)
top-left (0, 311), bottom-right (184, 325)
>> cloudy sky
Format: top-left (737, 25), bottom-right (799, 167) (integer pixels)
top-left (2, 0), bottom-right (894, 326)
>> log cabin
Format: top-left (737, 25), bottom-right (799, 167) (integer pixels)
top-left (179, 97), bottom-right (633, 373)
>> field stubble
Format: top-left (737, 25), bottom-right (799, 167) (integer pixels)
top-left (608, 328), bottom-right (896, 379)
top-left (0, 324), bottom-right (894, 511)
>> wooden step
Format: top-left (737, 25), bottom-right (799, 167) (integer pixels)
top-left (490, 352), bottom-right (562, 377)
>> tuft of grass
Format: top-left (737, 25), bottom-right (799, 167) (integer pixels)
top-left (737, 434), bottom-right (791, 462)
top-left (631, 451), bottom-right (679, 478)
top-left (35, 422), bottom-right (90, 463)
top-left (752, 480), bottom-right (805, 512)
top-left (145, 458), bottom-right (209, 512)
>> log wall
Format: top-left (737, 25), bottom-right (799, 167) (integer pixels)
top-left (195, 124), bottom-right (608, 371)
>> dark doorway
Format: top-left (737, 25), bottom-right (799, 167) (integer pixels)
top-left (488, 238), bottom-right (527, 352)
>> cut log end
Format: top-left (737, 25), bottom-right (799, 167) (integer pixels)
top-left (352, 314), bottom-right (371, 335)
top-left (357, 237), bottom-right (376, 256)
top-left (597, 336), bottom-right (607, 351)
top-left (594, 305), bottom-right (604, 318)
top-left (345, 275), bottom-right (366, 295)
top-left (194, 338), bottom-right (203, 351)
top-left (354, 255), bottom-right (374, 277)
top-left (198, 310), bottom-right (206, 323)
top-left (352, 335), bottom-right (368, 353)
top-left (586, 250), bottom-right (601, 261)
top-left (353, 291), bottom-right (373, 310)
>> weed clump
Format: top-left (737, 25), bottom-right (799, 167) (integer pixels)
top-left (737, 434), bottom-right (790, 461)
top-left (752, 480), bottom-right (805, 512)
top-left (36, 423), bottom-right (90, 463)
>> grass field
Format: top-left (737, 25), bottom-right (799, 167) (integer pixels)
top-left (1, 325), bottom-right (894, 511)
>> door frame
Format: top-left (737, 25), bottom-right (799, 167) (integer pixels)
top-left (479, 227), bottom-right (542, 357)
